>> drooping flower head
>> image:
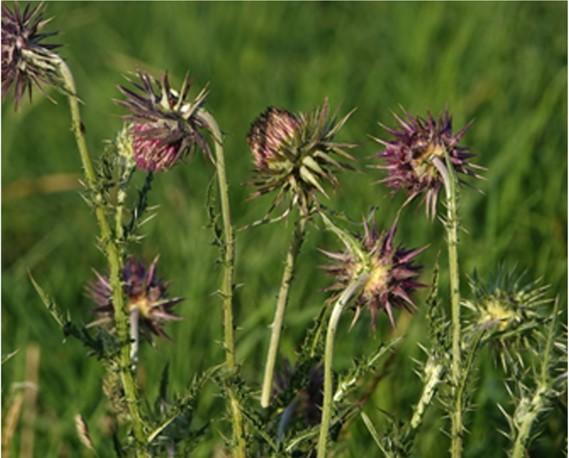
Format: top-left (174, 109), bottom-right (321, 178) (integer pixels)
top-left (117, 71), bottom-right (210, 172)
top-left (463, 268), bottom-right (551, 370)
top-left (247, 100), bottom-right (355, 216)
top-left (87, 256), bottom-right (183, 339)
top-left (322, 214), bottom-right (426, 328)
top-left (376, 110), bottom-right (481, 218)
top-left (2, 2), bottom-right (61, 107)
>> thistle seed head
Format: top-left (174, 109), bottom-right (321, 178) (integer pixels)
top-left (117, 71), bottom-right (210, 172)
top-left (2, 2), bottom-right (60, 107)
top-left (322, 215), bottom-right (426, 328)
top-left (376, 110), bottom-right (480, 218)
top-left (247, 100), bottom-right (355, 215)
top-left (87, 256), bottom-right (183, 339)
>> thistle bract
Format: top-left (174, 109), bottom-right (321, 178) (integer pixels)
top-left (88, 256), bottom-right (183, 339)
top-left (376, 111), bottom-right (480, 218)
top-left (247, 101), bottom-right (355, 215)
top-left (2, 2), bottom-right (60, 107)
top-left (117, 71), bottom-right (209, 172)
top-left (322, 217), bottom-right (425, 327)
top-left (463, 269), bottom-right (551, 370)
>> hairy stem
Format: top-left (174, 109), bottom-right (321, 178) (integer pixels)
top-left (317, 275), bottom-right (368, 458)
top-left (433, 156), bottom-right (462, 458)
top-left (200, 110), bottom-right (247, 458)
top-left (56, 57), bottom-right (146, 454)
top-left (260, 214), bottom-right (306, 408)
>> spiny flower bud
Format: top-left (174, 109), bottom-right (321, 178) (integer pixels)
top-left (247, 100), bottom-right (355, 215)
top-left (376, 111), bottom-right (482, 218)
top-left (117, 71), bottom-right (209, 172)
top-left (87, 256), bottom-right (183, 339)
top-left (322, 215), bottom-right (426, 328)
top-left (463, 268), bottom-right (551, 370)
top-left (2, 2), bottom-right (60, 107)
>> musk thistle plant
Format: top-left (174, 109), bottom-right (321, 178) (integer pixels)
top-left (317, 212), bottom-right (425, 458)
top-left (252, 101), bottom-right (355, 408)
top-left (377, 110), bottom-right (481, 458)
top-left (1, 2), bottom-right (61, 107)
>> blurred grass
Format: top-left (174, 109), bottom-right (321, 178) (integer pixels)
top-left (2, 2), bottom-right (566, 457)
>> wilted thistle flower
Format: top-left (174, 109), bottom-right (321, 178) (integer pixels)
top-left (274, 360), bottom-right (324, 428)
top-left (88, 256), bottom-right (183, 339)
top-left (2, 2), bottom-right (60, 107)
top-left (117, 71), bottom-right (210, 172)
top-left (247, 101), bottom-right (355, 215)
top-left (322, 216), bottom-right (426, 328)
top-left (463, 268), bottom-right (551, 370)
top-left (376, 111), bottom-right (481, 218)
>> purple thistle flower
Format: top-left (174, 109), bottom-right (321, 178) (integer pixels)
top-left (322, 216), bottom-right (426, 328)
top-left (2, 2), bottom-right (60, 107)
top-left (117, 71), bottom-right (210, 172)
top-left (376, 110), bottom-right (481, 218)
top-left (247, 100), bottom-right (355, 215)
top-left (87, 256), bottom-right (183, 339)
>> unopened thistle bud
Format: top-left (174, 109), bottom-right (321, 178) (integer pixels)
top-left (322, 215), bottom-right (426, 328)
top-left (2, 2), bottom-right (61, 107)
top-left (117, 71), bottom-right (210, 172)
top-left (247, 100), bottom-right (355, 215)
top-left (376, 111), bottom-right (481, 218)
top-left (463, 269), bottom-right (551, 370)
top-left (87, 256), bottom-right (183, 339)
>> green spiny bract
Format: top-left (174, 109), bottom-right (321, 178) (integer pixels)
top-left (463, 268), bottom-right (551, 372)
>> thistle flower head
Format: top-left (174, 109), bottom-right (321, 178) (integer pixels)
top-left (2, 2), bottom-right (60, 107)
top-left (87, 256), bottom-right (183, 339)
top-left (117, 71), bottom-right (210, 172)
top-left (322, 214), bottom-right (426, 328)
top-left (376, 110), bottom-right (480, 218)
top-left (463, 268), bottom-right (551, 370)
top-left (247, 100), bottom-right (355, 215)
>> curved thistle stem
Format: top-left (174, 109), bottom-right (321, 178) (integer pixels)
top-left (433, 155), bottom-right (462, 458)
top-left (317, 274), bottom-right (368, 458)
top-left (55, 57), bottom-right (147, 454)
top-left (260, 212), bottom-right (307, 408)
top-left (199, 110), bottom-right (247, 458)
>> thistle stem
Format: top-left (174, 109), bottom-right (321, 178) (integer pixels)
top-left (200, 110), bottom-right (247, 458)
top-left (433, 156), bottom-right (462, 458)
top-left (260, 214), bottom-right (306, 408)
top-left (317, 274), bottom-right (368, 458)
top-left (511, 300), bottom-right (558, 458)
top-left (56, 57), bottom-right (147, 454)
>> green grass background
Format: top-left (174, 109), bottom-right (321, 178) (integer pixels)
top-left (2, 2), bottom-right (567, 457)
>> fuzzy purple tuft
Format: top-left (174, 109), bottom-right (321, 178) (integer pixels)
top-left (87, 256), bottom-right (183, 339)
top-left (376, 111), bottom-right (480, 218)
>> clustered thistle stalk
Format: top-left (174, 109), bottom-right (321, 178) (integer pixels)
top-left (6, 4), bottom-right (565, 458)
